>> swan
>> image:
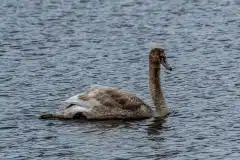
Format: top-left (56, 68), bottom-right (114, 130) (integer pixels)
top-left (40, 46), bottom-right (172, 120)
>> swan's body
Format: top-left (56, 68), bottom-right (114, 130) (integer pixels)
top-left (49, 87), bottom-right (153, 119)
top-left (40, 47), bottom-right (172, 120)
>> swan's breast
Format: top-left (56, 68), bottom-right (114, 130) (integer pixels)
top-left (139, 105), bottom-right (153, 116)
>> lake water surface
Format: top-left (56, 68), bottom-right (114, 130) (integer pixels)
top-left (0, 0), bottom-right (240, 159)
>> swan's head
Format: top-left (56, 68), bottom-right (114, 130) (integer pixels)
top-left (149, 48), bottom-right (172, 71)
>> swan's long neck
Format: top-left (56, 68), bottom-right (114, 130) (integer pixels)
top-left (149, 62), bottom-right (168, 117)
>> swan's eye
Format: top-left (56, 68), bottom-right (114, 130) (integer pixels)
top-left (160, 56), bottom-right (166, 60)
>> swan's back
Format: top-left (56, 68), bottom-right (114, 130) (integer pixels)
top-left (54, 87), bottom-right (153, 120)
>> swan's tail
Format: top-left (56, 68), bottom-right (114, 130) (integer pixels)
top-left (40, 114), bottom-right (57, 119)
top-left (40, 105), bottom-right (89, 119)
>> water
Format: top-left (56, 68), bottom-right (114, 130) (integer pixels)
top-left (0, 0), bottom-right (239, 159)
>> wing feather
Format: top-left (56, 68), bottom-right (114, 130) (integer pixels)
top-left (87, 88), bottom-right (147, 111)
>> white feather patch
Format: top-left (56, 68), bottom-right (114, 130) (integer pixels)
top-left (56, 105), bottom-right (89, 118)
top-left (59, 94), bottom-right (90, 110)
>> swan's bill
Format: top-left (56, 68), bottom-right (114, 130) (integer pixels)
top-left (161, 57), bottom-right (172, 71)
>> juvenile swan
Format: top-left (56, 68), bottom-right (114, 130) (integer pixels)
top-left (40, 47), bottom-right (172, 120)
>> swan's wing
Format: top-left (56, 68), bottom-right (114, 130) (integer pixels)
top-left (57, 87), bottom-right (120, 110)
top-left (91, 88), bottom-right (148, 111)
top-left (112, 91), bottom-right (149, 111)
top-left (59, 87), bottom-right (149, 111)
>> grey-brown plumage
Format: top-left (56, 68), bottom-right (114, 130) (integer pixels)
top-left (40, 46), bottom-right (172, 120)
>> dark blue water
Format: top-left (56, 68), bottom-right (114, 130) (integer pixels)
top-left (1, 0), bottom-right (240, 159)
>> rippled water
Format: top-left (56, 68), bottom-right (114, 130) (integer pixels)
top-left (1, 0), bottom-right (240, 159)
